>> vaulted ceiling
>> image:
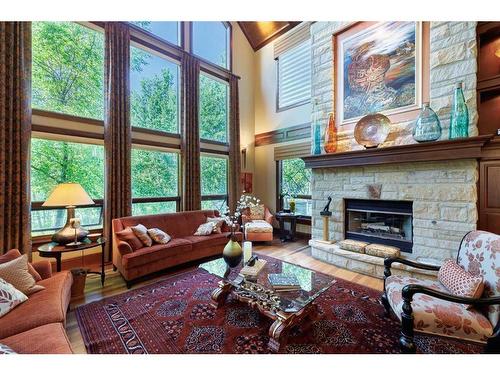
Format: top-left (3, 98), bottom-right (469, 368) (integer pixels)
top-left (237, 21), bottom-right (300, 51)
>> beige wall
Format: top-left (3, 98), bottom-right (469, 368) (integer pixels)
top-left (231, 22), bottom-right (256, 175)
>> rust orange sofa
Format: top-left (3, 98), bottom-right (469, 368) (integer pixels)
top-left (0, 250), bottom-right (73, 354)
top-left (112, 210), bottom-right (243, 287)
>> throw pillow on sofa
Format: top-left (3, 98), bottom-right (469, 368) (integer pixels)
top-left (438, 258), bottom-right (484, 308)
top-left (194, 222), bottom-right (217, 236)
top-left (0, 277), bottom-right (28, 318)
top-left (147, 228), bottom-right (171, 244)
top-left (0, 255), bottom-right (45, 296)
top-left (0, 249), bottom-right (42, 282)
top-left (207, 217), bottom-right (225, 234)
top-left (131, 224), bottom-right (153, 247)
top-left (115, 227), bottom-right (144, 251)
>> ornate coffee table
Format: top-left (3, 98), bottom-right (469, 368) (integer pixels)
top-left (199, 257), bottom-right (335, 352)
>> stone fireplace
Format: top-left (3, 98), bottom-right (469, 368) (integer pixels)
top-left (307, 22), bottom-right (480, 279)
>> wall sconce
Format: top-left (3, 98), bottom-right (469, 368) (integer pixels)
top-left (241, 147), bottom-right (247, 170)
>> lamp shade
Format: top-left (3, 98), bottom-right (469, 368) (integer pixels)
top-left (42, 183), bottom-right (95, 207)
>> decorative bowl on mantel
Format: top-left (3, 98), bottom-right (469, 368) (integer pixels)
top-left (354, 113), bottom-right (391, 148)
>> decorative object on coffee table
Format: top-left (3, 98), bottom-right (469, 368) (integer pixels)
top-left (449, 81), bottom-right (469, 139)
top-left (354, 113), bottom-right (391, 148)
top-left (323, 112), bottom-right (337, 153)
top-left (318, 196), bottom-right (334, 244)
top-left (413, 102), bottom-right (442, 142)
top-left (37, 237), bottom-right (106, 286)
top-left (42, 183), bottom-right (94, 244)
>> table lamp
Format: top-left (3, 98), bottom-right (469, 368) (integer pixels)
top-left (42, 183), bottom-right (94, 244)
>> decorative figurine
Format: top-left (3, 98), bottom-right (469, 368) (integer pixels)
top-left (318, 197), bottom-right (334, 244)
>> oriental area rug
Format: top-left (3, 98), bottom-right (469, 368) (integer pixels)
top-left (75, 256), bottom-right (482, 354)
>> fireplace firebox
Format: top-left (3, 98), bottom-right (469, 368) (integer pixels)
top-left (344, 199), bottom-right (413, 253)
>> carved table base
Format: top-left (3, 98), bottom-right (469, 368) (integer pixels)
top-left (210, 278), bottom-right (319, 353)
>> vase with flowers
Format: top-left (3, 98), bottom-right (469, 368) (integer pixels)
top-left (220, 195), bottom-right (261, 273)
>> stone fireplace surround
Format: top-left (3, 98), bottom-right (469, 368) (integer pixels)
top-left (308, 21), bottom-right (480, 279)
top-left (309, 159), bottom-right (478, 279)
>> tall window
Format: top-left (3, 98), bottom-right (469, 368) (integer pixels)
top-left (277, 39), bottom-right (311, 111)
top-left (30, 138), bottom-right (104, 235)
top-left (130, 44), bottom-right (180, 133)
top-left (278, 158), bottom-right (312, 216)
top-left (192, 22), bottom-right (230, 69)
top-left (130, 21), bottom-right (180, 46)
top-left (131, 148), bottom-right (180, 215)
top-left (199, 73), bottom-right (228, 143)
top-left (32, 22), bottom-right (104, 119)
top-left (201, 155), bottom-right (228, 211)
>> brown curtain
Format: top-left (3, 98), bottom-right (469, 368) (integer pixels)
top-left (0, 22), bottom-right (31, 256)
top-left (181, 54), bottom-right (201, 211)
top-left (104, 23), bottom-right (132, 260)
top-left (228, 75), bottom-right (241, 210)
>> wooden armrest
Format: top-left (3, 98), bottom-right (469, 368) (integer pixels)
top-left (402, 284), bottom-right (500, 306)
top-left (384, 257), bottom-right (441, 278)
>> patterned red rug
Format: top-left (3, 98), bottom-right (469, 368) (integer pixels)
top-left (75, 255), bottom-right (483, 354)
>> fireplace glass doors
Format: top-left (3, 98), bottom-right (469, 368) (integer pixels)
top-left (345, 199), bottom-right (413, 253)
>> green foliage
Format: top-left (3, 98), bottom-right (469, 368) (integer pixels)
top-left (199, 74), bottom-right (228, 143)
top-left (31, 139), bottom-right (104, 201)
top-left (281, 158), bottom-right (311, 196)
top-left (200, 156), bottom-right (227, 195)
top-left (131, 149), bottom-right (178, 198)
top-left (32, 22), bottom-right (104, 119)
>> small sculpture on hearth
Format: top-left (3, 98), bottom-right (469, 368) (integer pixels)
top-left (319, 196), bottom-right (334, 244)
top-left (321, 196), bottom-right (332, 217)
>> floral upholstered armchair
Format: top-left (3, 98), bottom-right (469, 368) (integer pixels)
top-left (241, 204), bottom-right (274, 242)
top-left (382, 230), bottom-right (500, 353)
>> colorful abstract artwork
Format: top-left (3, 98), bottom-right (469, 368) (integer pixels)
top-left (338, 22), bottom-right (420, 124)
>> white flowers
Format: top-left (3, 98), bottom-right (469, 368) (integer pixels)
top-left (220, 194), bottom-right (262, 235)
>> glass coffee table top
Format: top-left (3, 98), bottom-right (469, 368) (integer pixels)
top-left (199, 257), bottom-right (335, 313)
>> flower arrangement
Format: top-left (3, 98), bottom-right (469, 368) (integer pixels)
top-left (221, 194), bottom-right (261, 239)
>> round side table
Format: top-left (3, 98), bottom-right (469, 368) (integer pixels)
top-left (37, 237), bottom-right (106, 286)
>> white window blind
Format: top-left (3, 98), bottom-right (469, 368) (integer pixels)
top-left (277, 39), bottom-right (311, 110)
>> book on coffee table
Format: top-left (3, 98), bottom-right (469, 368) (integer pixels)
top-left (268, 273), bottom-right (301, 291)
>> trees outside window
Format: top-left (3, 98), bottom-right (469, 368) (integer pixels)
top-left (131, 148), bottom-right (179, 215)
top-left (32, 22), bottom-right (104, 119)
top-left (201, 155), bottom-right (228, 211)
top-left (30, 138), bottom-right (104, 235)
top-left (199, 73), bottom-right (228, 143)
top-left (130, 45), bottom-right (180, 133)
top-left (279, 158), bottom-right (312, 216)
top-left (192, 22), bottom-right (229, 69)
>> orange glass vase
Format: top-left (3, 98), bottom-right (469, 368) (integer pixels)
top-left (323, 112), bottom-right (337, 153)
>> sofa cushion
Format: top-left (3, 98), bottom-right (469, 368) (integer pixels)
top-left (207, 217), bottom-right (225, 234)
top-left (385, 275), bottom-right (493, 343)
top-left (131, 224), bottom-right (153, 247)
top-left (0, 271), bottom-right (72, 339)
top-left (2, 323), bottom-right (73, 354)
top-left (438, 259), bottom-right (484, 308)
top-left (194, 222), bottom-right (217, 236)
top-left (0, 277), bottom-right (27, 318)
top-left (121, 239), bottom-right (192, 270)
top-left (245, 220), bottom-right (273, 234)
top-left (115, 227), bottom-right (143, 251)
top-left (184, 233), bottom-right (232, 251)
top-left (0, 255), bottom-right (45, 296)
top-left (0, 249), bottom-right (41, 282)
top-left (147, 228), bottom-right (171, 244)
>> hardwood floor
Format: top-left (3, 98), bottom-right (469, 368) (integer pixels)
top-left (66, 238), bottom-right (383, 354)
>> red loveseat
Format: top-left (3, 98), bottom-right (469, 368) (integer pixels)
top-left (112, 210), bottom-right (243, 287)
top-left (0, 249), bottom-right (73, 354)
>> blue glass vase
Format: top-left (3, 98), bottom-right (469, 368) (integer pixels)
top-left (413, 103), bottom-right (442, 142)
top-left (449, 82), bottom-right (469, 139)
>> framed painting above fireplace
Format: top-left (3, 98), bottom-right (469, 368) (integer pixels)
top-left (333, 21), bottom-right (430, 127)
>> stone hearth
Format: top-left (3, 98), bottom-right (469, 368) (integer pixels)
top-left (309, 159), bottom-right (478, 279)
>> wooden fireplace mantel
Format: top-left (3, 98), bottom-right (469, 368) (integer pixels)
top-left (302, 135), bottom-right (494, 169)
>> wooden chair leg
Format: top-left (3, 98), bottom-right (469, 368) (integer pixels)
top-left (400, 297), bottom-right (416, 353)
top-left (381, 291), bottom-right (391, 316)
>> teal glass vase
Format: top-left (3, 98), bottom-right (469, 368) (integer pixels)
top-left (449, 82), bottom-right (469, 139)
top-left (313, 123), bottom-right (322, 155)
top-left (413, 102), bottom-right (442, 142)
top-left (311, 99), bottom-right (322, 155)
